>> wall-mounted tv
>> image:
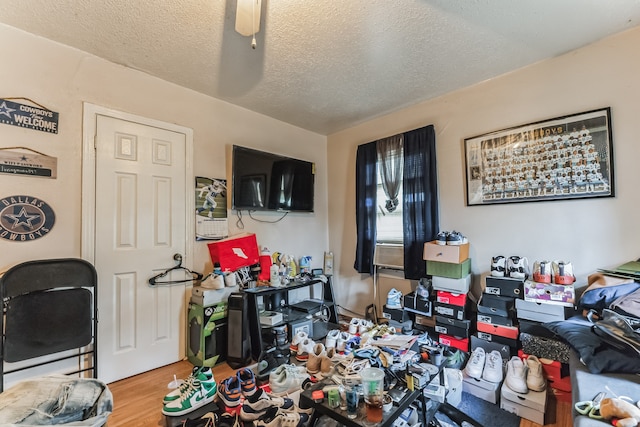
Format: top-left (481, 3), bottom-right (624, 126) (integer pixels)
top-left (231, 145), bottom-right (315, 213)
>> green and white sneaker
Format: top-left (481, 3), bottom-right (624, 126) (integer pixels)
top-left (162, 378), bottom-right (217, 416)
top-left (163, 367), bottom-right (215, 404)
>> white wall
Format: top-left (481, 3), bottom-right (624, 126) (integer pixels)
top-left (0, 24), bottom-right (329, 277)
top-left (328, 27), bottom-right (640, 316)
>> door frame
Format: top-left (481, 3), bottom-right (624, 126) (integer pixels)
top-left (81, 102), bottom-right (195, 361)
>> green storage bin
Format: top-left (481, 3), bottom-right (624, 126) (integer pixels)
top-left (426, 258), bottom-right (471, 279)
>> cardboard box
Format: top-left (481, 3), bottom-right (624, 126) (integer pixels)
top-left (414, 314), bottom-right (436, 327)
top-left (471, 334), bottom-right (514, 361)
top-left (519, 350), bottom-right (571, 392)
top-left (515, 299), bottom-right (577, 322)
top-left (207, 232), bottom-right (260, 272)
top-left (462, 371), bottom-right (501, 404)
top-left (519, 332), bottom-right (572, 364)
top-left (476, 312), bottom-right (517, 327)
top-left (187, 302), bottom-right (227, 367)
top-left (423, 241), bottom-right (469, 263)
top-left (476, 321), bottom-right (519, 340)
top-left (259, 311), bottom-right (283, 326)
top-left (432, 274), bottom-right (472, 293)
top-left (549, 387), bottom-right (572, 404)
top-left (426, 259), bottom-right (471, 279)
top-left (484, 276), bottom-right (524, 299)
top-left (434, 301), bottom-right (469, 321)
top-left (404, 293), bottom-right (432, 316)
top-left (436, 290), bottom-right (468, 307)
top-left (438, 333), bottom-right (469, 352)
top-left (192, 285), bottom-right (239, 306)
top-left (435, 316), bottom-right (473, 338)
top-left (478, 294), bottom-right (516, 318)
top-left (523, 281), bottom-right (576, 307)
top-left (500, 383), bottom-right (547, 425)
top-left (476, 331), bottom-right (518, 349)
top-left (383, 305), bottom-right (410, 322)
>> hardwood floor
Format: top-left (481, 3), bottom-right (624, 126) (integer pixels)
top-left (106, 360), bottom-right (572, 427)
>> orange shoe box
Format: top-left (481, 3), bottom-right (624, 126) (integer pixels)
top-left (477, 321), bottom-right (519, 340)
top-left (423, 241), bottom-right (469, 263)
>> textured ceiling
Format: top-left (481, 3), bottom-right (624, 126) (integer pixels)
top-left (1, 0), bottom-right (639, 135)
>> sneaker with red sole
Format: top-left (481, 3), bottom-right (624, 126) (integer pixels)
top-left (553, 260), bottom-right (576, 284)
top-left (533, 260), bottom-right (552, 283)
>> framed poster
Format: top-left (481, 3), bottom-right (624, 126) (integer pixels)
top-left (464, 108), bottom-right (614, 206)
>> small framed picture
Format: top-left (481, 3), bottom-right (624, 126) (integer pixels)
top-left (464, 107), bottom-right (614, 206)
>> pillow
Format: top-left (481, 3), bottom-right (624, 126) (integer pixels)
top-left (543, 316), bottom-right (640, 374)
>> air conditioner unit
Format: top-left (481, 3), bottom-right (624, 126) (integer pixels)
top-left (373, 243), bottom-right (404, 270)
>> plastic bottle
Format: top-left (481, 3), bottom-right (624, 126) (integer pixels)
top-left (270, 263), bottom-right (280, 286)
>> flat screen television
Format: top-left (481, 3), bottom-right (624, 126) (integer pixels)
top-left (231, 145), bottom-right (315, 213)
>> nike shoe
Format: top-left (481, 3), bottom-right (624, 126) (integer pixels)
top-left (240, 393), bottom-right (295, 421)
top-left (532, 260), bottom-right (552, 283)
top-left (163, 366), bottom-right (215, 404)
top-left (289, 331), bottom-right (308, 355)
top-left (269, 364), bottom-right (310, 396)
top-left (386, 288), bottom-right (402, 309)
top-left (553, 260), bottom-right (576, 284)
top-left (238, 367), bottom-right (257, 398)
top-left (254, 406), bottom-right (310, 427)
top-left (436, 231), bottom-right (449, 245)
top-left (490, 255), bottom-right (506, 277)
top-left (182, 412), bottom-right (218, 427)
top-left (507, 256), bottom-right (529, 279)
top-left (335, 331), bottom-right (351, 352)
top-left (348, 318), bottom-right (361, 335)
top-left (464, 347), bottom-right (485, 380)
top-left (295, 338), bottom-right (315, 362)
top-left (217, 374), bottom-right (243, 408)
top-left (325, 329), bottom-right (340, 350)
top-left (482, 350), bottom-right (503, 383)
top-left (526, 355), bottom-right (546, 392)
top-left (162, 378), bottom-right (217, 416)
top-left (446, 230), bottom-right (468, 245)
top-left (505, 356), bottom-right (528, 394)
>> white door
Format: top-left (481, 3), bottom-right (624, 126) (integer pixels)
top-left (88, 111), bottom-right (192, 383)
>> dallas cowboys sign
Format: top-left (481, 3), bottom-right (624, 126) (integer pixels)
top-left (0, 99), bottom-right (59, 133)
top-left (0, 195), bottom-right (55, 241)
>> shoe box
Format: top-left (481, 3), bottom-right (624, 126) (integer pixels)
top-left (477, 294), bottom-right (516, 318)
top-left (383, 304), bottom-right (411, 322)
top-left (500, 383), bottom-right (547, 425)
top-left (476, 321), bottom-right (519, 340)
top-left (435, 316), bottom-right (473, 338)
top-left (414, 313), bottom-right (436, 328)
top-left (164, 401), bottom-right (219, 427)
top-left (191, 285), bottom-right (239, 306)
top-left (484, 275), bottom-right (524, 299)
top-left (423, 241), bottom-right (470, 264)
top-left (426, 258), bottom-right (471, 279)
top-left (461, 371), bottom-right (501, 404)
top-left (432, 275), bottom-right (472, 294)
top-left (438, 333), bottom-right (469, 352)
top-left (523, 280), bottom-right (576, 306)
top-left (548, 386), bottom-right (573, 404)
top-left (436, 290), bottom-right (470, 307)
top-left (515, 299), bottom-right (578, 322)
top-left (433, 301), bottom-right (470, 321)
top-left (477, 312), bottom-right (517, 327)
top-left (470, 334), bottom-right (513, 362)
top-left (476, 331), bottom-right (518, 349)
top-left (518, 350), bottom-right (571, 392)
top-left (404, 293), bottom-right (432, 316)
top-left (519, 331), bottom-right (572, 364)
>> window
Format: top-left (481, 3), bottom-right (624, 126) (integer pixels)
top-left (376, 166), bottom-right (403, 243)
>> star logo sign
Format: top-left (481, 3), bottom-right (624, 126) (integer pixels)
top-left (0, 101), bottom-right (16, 119)
top-left (6, 207), bottom-right (40, 229)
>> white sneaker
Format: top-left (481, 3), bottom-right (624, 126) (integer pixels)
top-left (325, 329), bottom-right (340, 350)
top-left (358, 319), bottom-right (373, 334)
top-left (553, 260), bottom-right (576, 285)
top-left (507, 256), bottom-right (529, 279)
top-left (482, 351), bottom-right (503, 383)
top-left (336, 332), bottom-right (351, 352)
top-left (465, 347), bottom-right (485, 379)
top-left (505, 356), bottom-right (529, 394)
top-left (348, 318), bottom-right (360, 334)
top-left (526, 355), bottom-right (546, 392)
top-left (289, 331), bottom-right (308, 355)
top-left (490, 256), bottom-right (506, 277)
top-left (268, 365), bottom-right (309, 396)
top-left (295, 338), bottom-right (315, 362)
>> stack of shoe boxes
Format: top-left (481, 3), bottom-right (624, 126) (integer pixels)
top-left (515, 269), bottom-right (578, 402)
top-left (473, 261), bottom-right (526, 358)
top-left (423, 240), bottom-right (473, 352)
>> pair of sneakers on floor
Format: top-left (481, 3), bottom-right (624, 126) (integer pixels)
top-left (161, 366), bottom-right (217, 417)
top-left (465, 347), bottom-right (503, 383)
top-left (505, 355), bottom-right (546, 394)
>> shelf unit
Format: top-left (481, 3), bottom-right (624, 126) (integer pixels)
top-left (244, 276), bottom-right (338, 361)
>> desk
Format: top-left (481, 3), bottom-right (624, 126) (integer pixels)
top-left (300, 378), bottom-right (440, 427)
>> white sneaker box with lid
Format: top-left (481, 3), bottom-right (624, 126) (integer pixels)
top-left (500, 383), bottom-right (547, 425)
top-left (462, 371), bottom-right (501, 404)
top-left (515, 298), bottom-right (577, 322)
top-left (432, 275), bottom-right (472, 294)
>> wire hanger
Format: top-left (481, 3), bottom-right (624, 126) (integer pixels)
top-left (148, 254), bottom-right (203, 286)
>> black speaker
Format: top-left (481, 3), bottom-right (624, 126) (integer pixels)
top-left (226, 292), bottom-right (251, 369)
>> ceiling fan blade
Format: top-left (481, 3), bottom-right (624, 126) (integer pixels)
top-left (235, 0), bottom-right (262, 37)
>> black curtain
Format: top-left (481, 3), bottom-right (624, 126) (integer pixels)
top-left (353, 141), bottom-right (378, 274)
top-left (403, 125), bottom-right (439, 279)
